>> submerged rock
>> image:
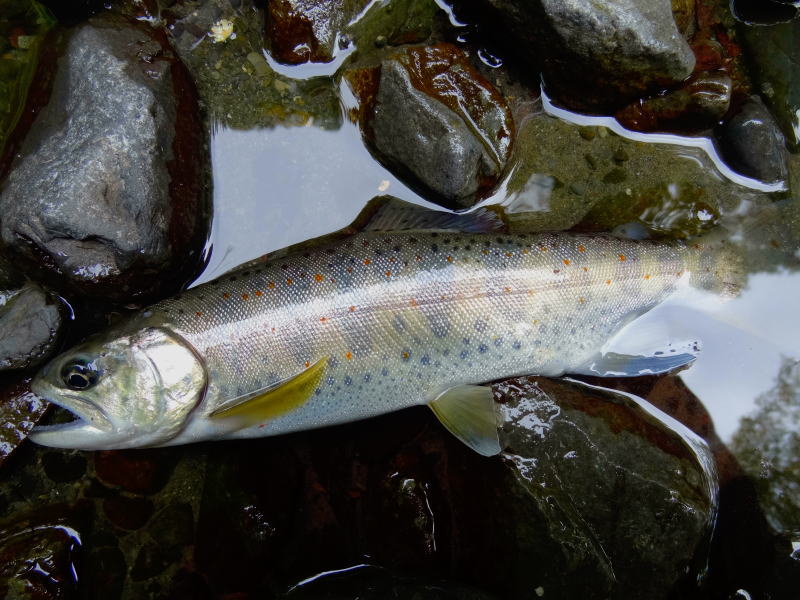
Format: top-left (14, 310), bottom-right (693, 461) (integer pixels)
top-left (616, 71), bottom-right (733, 132)
top-left (265, 0), bottom-right (370, 64)
top-left (0, 12), bottom-right (210, 302)
top-left (465, 0), bottom-right (695, 110)
top-left (714, 96), bottom-right (789, 184)
top-left (349, 44), bottom-right (513, 209)
top-left (0, 256), bottom-right (63, 371)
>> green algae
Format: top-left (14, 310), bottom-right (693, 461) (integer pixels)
top-left (0, 0), bottom-right (54, 156)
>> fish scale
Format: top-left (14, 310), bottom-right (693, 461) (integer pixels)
top-left (148, 229), bottom-right (692, 441)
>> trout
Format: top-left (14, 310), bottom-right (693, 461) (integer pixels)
top-left (30, 199), bottom-right (740, 453)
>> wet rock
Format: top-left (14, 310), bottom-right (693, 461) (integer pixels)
top-left (466, 0), bottom-right (695, 109)
top-left (732, 0), bottom-right (798, 25)
top-left (714, 96), bottom-right (789, 184)
top-left (265, 0), bottom-right (370, 64)
top-left (616, 71), bottom-right (733, 132)
top-left (350, 44), bottom-right (513, 209)
top-left (0, 257), bottom-right (64, 371)
top-left (0, 514), bottom-right (81, 599)
top-left (0, 12), bottom-right (210, 302)
top-left (741, 18), bottom-right (800, 151)
top-left (41, 451), bottom-right (87, 483)
top-left (492, 377), bottom-right (716, 598)
top-left (0, 376), bottom-right (48, 466)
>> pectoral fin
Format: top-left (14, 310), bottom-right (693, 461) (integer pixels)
top-left (429, 385), bottom-right (501, 457)
top-left (210, 357), bottom-right (328, 426)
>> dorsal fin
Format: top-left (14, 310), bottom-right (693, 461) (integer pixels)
top-left (352, 195), bottom-right (506, 234)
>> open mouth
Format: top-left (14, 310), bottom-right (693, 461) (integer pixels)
top-left (28, 383), bottom-right (115, 449)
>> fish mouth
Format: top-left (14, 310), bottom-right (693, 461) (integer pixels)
top-left (29, 381), bottom-right (116, 449)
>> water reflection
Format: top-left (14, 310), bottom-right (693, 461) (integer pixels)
top-left (196, 119), bottom-right (440, 285)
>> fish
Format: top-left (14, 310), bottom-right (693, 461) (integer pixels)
top-left (29, 197), bottom-right (743, 454)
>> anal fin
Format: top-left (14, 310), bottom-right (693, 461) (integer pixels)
top-left (429, 384), bottom-right (501, 457)
top-left (574, 351), bottom-right (696, 377)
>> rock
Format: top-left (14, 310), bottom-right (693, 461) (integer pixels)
top-left (714, 96), bottom-right (789, 184)
top-left (0, 257), bottom-right (64, 371)
top-left (741, 18), bottom-right (800, 151)
top-left (265, 0), bottom-right (370, 64)
top-left (616, 71), bottom-right (733, 132)
top-left (94, 449), bottom-right (178, 495)
top-left (0, 375), bottom-right (48, 466)
top-left (732, 0), bottom-right (798, 25)
top-left (0, 514), bottom-right (81, 599)
top-left (493, 377), bottom-right (717, 598)
top-left (466, 0), bottom-right (696, 110)
top-left (350, 44), bottom-right (513, 209)
top-left (0, 12), bottom-right (210, 302)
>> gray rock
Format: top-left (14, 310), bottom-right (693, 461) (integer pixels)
top-left (475, 0), bottom-right (696, 109)
top-left (0, 13), bottom-right (209, 302)
top-left (0, 257), bottom-right (63, 371)
top-left (369, 46), bottom-right (512, 209)
top-left (715, 97), bottom-right (789, 184)
top-left (492, 376), bottom-right (717, 598)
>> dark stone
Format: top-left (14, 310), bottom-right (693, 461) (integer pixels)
top-left (82, 545), bottom-right (126, 600)
top-left (94, 449), bottom-right (178, 495)
top-left (714, 96), bottom-right (789, 184)
top-left (0, 12), bottom-right (210, 302)
top-left (103, 495), bottom-right (155, 530)
top-left (41, 451), bottom-right (87, 483)
top-left (354, 44), bottom-right (513, 209)
top-left (732, 0), bottom-right (798, 25)
top-left (130, 542), bottom-right (174, 581)
top-left (0, 516), bottom-right (81, 599)
top-left (0, 376), bottom-right (48, 466)
top-left (265, 0), bottom-right (370, 64)
top-left (616, 71), bottom-right (733, 133)
top-left (148, 502), bottom-right (195, 549)
top-left (461, 0), bottom-right (695, 110)
top-left (0, 254), bottom-right (64, 372)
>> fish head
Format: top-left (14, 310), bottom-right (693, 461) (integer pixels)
top-left (30, 326), bottom-right (206, 450)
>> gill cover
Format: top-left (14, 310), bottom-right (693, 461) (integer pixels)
top-left (30, 327), bottom-right (207, 449)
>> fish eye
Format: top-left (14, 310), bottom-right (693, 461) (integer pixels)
top-left (60, 360), bottom-right (100, 391)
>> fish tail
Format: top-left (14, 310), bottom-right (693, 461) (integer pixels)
top-left (688, 199), bottom-right (800, 298)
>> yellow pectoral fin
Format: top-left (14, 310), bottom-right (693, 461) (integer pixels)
top-left (210, 357), bottom-right (328, 426)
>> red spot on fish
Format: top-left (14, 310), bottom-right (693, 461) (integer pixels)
top-left (286, 278), bottom-right (293, 285)
top-left (563, 259), bottom-right (570, 266)
top-left (582, 267), bottom-right (588, 272)
top-left (578, 245), bottom-right (586, 253)
top-left (314, 273), bottom-right (324, 282)
top-left (320, 317), bottom-right (327, 323)
top-left (605, 279), bottom-right (612, 285)
top-left (505, 252), bottom-right (513, 257)
top-left (385, 270), bottom-right (391, 277)
top-left (503, 287), bottom-right (512, 294)
top-left (268, 281), bottom-right (275, 289)
top-left (409, 298), bottom-right (418, 307)
top-left (195, 311), bottom-right (203, 317)
top-left (644, 274), bottom-right (651, 280)
top-left (345, 352), bottom-right (352, 360)
top-left (579, 297), bottom-right (586, 304)
top-left (481, 249), bottom-right (489, 255)
top-left (254, 290), bottom-right (263, 297)
top-left (242, 293), bottom-right (249, 300)
top-left (618, 254), bottom-right (626, 261)
top-left (305, 361), bottom-right (310, 368)
top-left (389, 257), bottom-right (396, 263)
top-left (347, 267), bottom-right (353, 274)
top-left (416, 255), bottom-right (423, 261)
top-left (402, 352), bottom-right (409, 359)
top-left (446, 256), bottom-right (454, 262)
top-left (539, 246), bottom-right (548, 252)
top-left (363, 259), bottom-right (371, 265)
top-left (222, 292), bottom-right (231, 299)
top-left (349, 305), bottom-right (356, 312)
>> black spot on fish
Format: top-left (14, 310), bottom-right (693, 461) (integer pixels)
top-left (326, 377), bottom-right (335, 385)
top-left (462, 337), bottom-right (470, 345)
top-left (474, 319), bottom-right (487, 332)
top-left (431, 244), bottom-right (439, 253)
top-left (344, 376), bottom-right (352, 386)
top-left (460, 350), bottom-right (469, 359)
top-left (393, 246), bottom-right (401, 253)
top-left (494, 338), bottom-right (504, 348)
top-left (329, 357), bottom-right (339, 369)
top-left (363, 373), bottom-right (371, 383)
top-left (512, 341), bottom-right (522, 350)
top-left (421, 355), bottom-right (430, 365)
top-left (409, 237), bottom-right (418, 244)
top-left (314, 388), bottom-right (321, 395)
top-left (478, 344), bottom-right (488, 353)
top-left (431, 232), bottom-right (439, 237)
top-left (381, 368), bottom-right (389, 376)
top-left (229, 276), bottom-right (237, 282)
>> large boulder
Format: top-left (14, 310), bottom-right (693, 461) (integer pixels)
top-left (462, 0), bottom-right (696, 110)
top-left (0, 13), bottom-right (210, 302)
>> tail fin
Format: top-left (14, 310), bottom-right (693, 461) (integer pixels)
top-left (688, 199), bottom-right (800, 297)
